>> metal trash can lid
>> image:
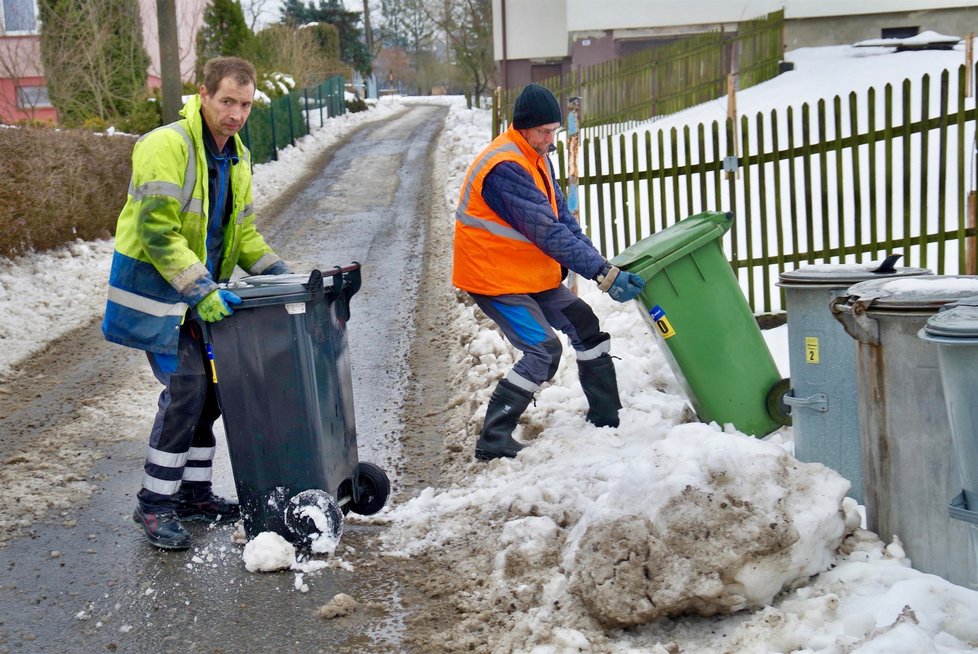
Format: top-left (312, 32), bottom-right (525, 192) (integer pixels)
top-left (611, 211), bottom-right (732, 274)
top-left (921, 295), bottom-right (978, 340)
top-left (843, 275), bottom-right (978, 311)
top-left (777, 256), bottom-right (931, 288)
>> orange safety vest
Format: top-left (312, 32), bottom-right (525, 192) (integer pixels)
top-left (452, 127), bottom-right (562, 295)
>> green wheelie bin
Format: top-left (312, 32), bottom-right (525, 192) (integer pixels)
top-left (611, 211), bottom-right (789, 437)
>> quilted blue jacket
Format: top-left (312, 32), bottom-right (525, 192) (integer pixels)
top-left (482, 159), bottom-right (606, 281)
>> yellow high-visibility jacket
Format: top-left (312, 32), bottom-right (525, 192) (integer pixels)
top-left (102, 94), bottom-right (283, 354)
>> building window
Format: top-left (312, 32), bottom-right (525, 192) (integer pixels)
top-left (881, 26), bottom-right (919, 40)
top-left (1, 0), bottom-right (37, 33)
top-left (16, 85), bottom-right (50, 109)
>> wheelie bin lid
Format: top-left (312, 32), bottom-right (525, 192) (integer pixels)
top-left (840, 275), bottom-right (978, 312)
top-left (221, 267), bottom-right (363, 313)
top-left (777, 254), bottom-right (931, 288)
top-left (223, 273), bottom-right (323, 307)
top-left (920, 295), bottom-right (978, 342)
top-left (610, 211), bottom-right (732, 278)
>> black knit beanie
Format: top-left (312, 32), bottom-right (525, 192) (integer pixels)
top-left (512, 84), bottom-right (561, 129)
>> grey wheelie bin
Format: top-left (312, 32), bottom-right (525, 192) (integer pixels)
top-left (833, 275), bottom-right (978, 589)
top-left (611, 211), bottom-right (790, 437)
top-left (777, 255), bottom-right (931, 504)
top-left (919, 296), bottom-right (978, 589)
top-left (202, 265), bottom-right (390, 551)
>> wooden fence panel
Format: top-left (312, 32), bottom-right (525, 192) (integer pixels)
top-left (564, 64), bottom-right (978, 314)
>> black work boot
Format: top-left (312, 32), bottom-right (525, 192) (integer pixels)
top-left (133, 505), bottom-right (192, 550)
top-left (176, 486), bottom-right (241, 523)
top-left (578, 354), bottom-right (623, 428)
top-left (475, 379), bottom-right (534, 461)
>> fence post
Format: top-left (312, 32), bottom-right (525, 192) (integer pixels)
top-left (269, 101), bottom-right (278, 162)
top-left (492, 87), bottom-right (501, 139)
top-left (567, 96), bottom-right (582, 294)
top-left (286, 96), bottom-right (296, 147)
top-left (318, 84), bottom-right (324, 126)
top-left (969, 134), bottom-right (978, 274)
top-left (967, 33), bottom-right (974, 98)
top-left (724, 116), bottom-right (739, 267)
top-left (303, 89), bottom-right (311, 134)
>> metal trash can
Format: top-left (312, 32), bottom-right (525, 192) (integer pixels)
top-left (611, 211), bottom-right (789, 437)
top-left (777, 255), bottom-right (932, 504)
top-left (918, 296), bottom-right (978, 589)
top-left (203, 265), bottom-right (390, 550)
top-left (833, 275), bottom-right (978, 589)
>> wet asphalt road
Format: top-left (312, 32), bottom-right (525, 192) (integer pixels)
top-left (0, 103), bottom-right (450, 653)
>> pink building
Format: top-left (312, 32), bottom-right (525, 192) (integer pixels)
top-left (0, 0), bottom-right (206, 124)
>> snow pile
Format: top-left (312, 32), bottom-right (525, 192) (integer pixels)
top-left (381, 343), bottom-right (854, 633)
top-left (0, 239), bottom-right (114, 376)
top-left (566, 427), bottom-right (854, 627)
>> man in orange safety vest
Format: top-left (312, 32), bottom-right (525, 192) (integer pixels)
top-left (452, 83), bottom-right (645, 461)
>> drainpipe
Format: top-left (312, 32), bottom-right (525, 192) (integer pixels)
top-left (500, 0), bottom-right (508, 89)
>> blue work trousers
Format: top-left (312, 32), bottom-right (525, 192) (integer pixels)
top-left (470, 284), bottom-right (611, 393)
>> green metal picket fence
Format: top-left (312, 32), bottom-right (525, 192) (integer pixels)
top-left (559, 64), bottom-right (978, 315)
top-left (241, 75), bottom-right (346, 164)
top-left (493, 10), bottom-right (784, 139)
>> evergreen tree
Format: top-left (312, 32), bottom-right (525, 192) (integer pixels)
top-left (195, 0), bottom-right (255, 82)
top-left (38, 0), bottom-right (150, 126)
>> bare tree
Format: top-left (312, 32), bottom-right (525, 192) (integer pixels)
top-left (255, 24), bottom-right (345, 88)
top-left (38, 0), bottom-right (151, 125)
top-left (426, 0), bottom-right (494, 104)
top-left (241, 0), bottom-right (277, 33)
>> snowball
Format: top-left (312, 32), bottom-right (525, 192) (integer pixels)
top-left (242, 531), bottom-right (296, 572)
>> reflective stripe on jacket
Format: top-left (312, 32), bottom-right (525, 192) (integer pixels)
top-left (102, 94), bottom-right (283, 354)
top-left (452, 127), bottom-right (562, 295)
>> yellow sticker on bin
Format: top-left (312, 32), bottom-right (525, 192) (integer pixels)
top-left (650, 305), bottom-right (676, 339)
top-left (805, 336), bottom-right (819, 364)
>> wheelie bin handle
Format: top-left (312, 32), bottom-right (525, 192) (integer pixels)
top-left (831, 296), bottom-right (880, 345)
top-left (949, 491), bottom-right (978, 525)
top-left (870, 253), bottom-right (902, 274)
top-left (317, 262), bottom-right (361, 322)
top-left (782, 392), bottom-right (828, 413)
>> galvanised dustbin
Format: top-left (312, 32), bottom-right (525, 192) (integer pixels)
top-left (611, 211), bottom-right (789, 437)
top-left (833, 275), bottom-right (978, 589)
top-left (777, 255), bottom-right (932, 504)
top-left (203, 266), bottom-right (390, 551)
top-left (919, 296), bottom-right (978, 589)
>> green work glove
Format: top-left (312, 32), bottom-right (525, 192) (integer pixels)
top-left (196, 289), bottom-right (242, 323)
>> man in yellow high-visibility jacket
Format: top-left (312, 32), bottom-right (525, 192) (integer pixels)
top-left (453, 84), bottom-right (645, 461)
top-left (103, 57), bottom-right (290, 549)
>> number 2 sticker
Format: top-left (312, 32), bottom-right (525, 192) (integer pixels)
top-left (805, 336), bottom-right (820, 363)
top-left (649, 305), bottom-right (676, 339)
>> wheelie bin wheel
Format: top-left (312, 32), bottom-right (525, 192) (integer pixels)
top-left (765, 378), bottom-right (793, 427)
top-left (349, 462), bottom-right (390, 516)
top-left (285, 489), bottom-right (343, 548)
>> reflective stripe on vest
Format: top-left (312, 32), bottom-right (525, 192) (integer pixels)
top-left (106, 286), bottom-right (188, 318)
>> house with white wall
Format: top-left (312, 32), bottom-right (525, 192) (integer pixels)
top-left (493, 0), bottom-right (978, 89)
top-left (0, 0), bottom-right (205, 124)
